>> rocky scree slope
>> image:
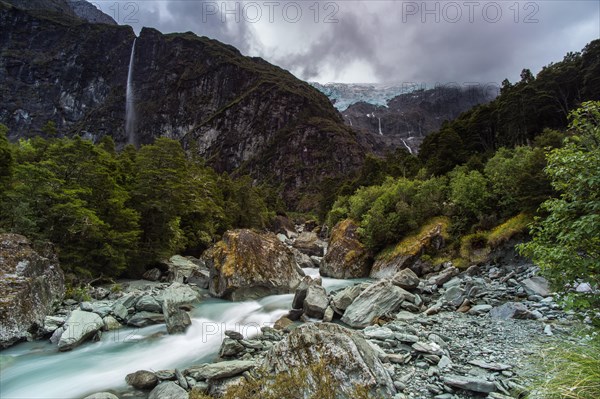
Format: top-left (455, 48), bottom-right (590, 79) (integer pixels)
top-left (0, 2), bottom-right (370, 209)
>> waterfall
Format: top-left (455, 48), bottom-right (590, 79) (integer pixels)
top-left (377, 117), bottom-right (383, 135)
top-left (401, 138), bottom-right (413, 154)
top-left (125, 38), bottom-right (137, 146)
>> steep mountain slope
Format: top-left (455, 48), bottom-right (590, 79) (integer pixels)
top-left (0, 1), bottom-right (368, 210)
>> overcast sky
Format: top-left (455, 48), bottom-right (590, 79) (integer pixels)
top-left (92, 0), bottom-right (599, 85)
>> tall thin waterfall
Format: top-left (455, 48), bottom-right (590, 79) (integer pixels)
top-left (377, 117), bottom-right (383, 135)
top-left (125, 38), bottom-right (137, 146)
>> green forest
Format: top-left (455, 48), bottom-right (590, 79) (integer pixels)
top-left (0, 132), bottom-right (277, 278)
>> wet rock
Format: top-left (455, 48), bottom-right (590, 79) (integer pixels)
top-left (185, 360), bottom-right (257, 381)
top-left (0, 234), bottom-right (65, 348)
top-left (392, 268), bottom-right (420, 290)
top-left (187, 267), bottom-right (210, 289)
top-left (111, 303), bottom-right (129, 321)
top-left (135, 295), bottom-right (162, 313)
top-left (331, 283), bottom-right (368, 313)
top-left (126, 311), bottom-right (165, 328)
top-left (341, 280), bottom-right (409, 328)
top-left (163, 301), bottom-right (191, 335)
top-left (102, 315), bottom-right (121, 331)
top-left (521, 276), bottom-right (550, 297)
top-left (156, 283), bottom-right (200, 306)
top-left (57, 309), bottom-right (104, 351)
top-left (219, 338), bottom-right (245, 357)
top-left (443, 375), bottom-right (496, 393)
top-left (274, 316), bottom-right (294, 331)
top-left (263, 323), bottom-right (396, 398)
top-left (321, 219), bottom-right (372, 278)
top-left (148, 381), bottom-right (188, 399)
top-left (203, 229), bottom-right (303, 300)
top-left (429, 266), bottom-right (460, 286)
top-left (323, 306), bottom-right (334, 322)
top-left (175, 368), bottom-right (188, 390)
top-left (42, 315), bottom-right (65, 335)
top-left (164, 255), bottom-right (200, 284)
top-left (303, 284), bottom-right (328, 319)
top-left (291, 276), bottom-right (314, 309)
top-left (126, 370), bottom-right (159, 390)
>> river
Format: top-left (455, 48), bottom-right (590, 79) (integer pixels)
top-left (0, 270), bottom-right (360, 399)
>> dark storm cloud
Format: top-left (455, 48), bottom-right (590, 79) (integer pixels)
top-left (98, 0), bottom-right (600, 84)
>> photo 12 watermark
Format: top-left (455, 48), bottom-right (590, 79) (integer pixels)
top-left (400, 1), bottom-right (540, 23)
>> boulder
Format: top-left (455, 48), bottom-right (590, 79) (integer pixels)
top-left (443, 375), bottom-right (496, 393)
top-left (489, 302), bottom-right (536, 320)
top-left (341, 280), bottom-right (409, 328)
top-left (219, 338), bottom-right (245, 357)
top-left (321, 219), bottom-right (371, 279)
top-left (57, 309), bottom-right (104, 351)
top-left (126, 312), bottom-right (165, 328)
top-left (135, 295), bottom-right (162, 313)
top-left (391, 268), bottom-right (420, 290)
top-left (303, 285), bottom-right (329, 319)
top-left (263, 323), bottom-right (396, 398)
top-left (102, 316), bottom-right (121, 331)
top-left (156, 283), bottom-right (200, 306)
top-left (292, 231), bottom-right (324, 257)
top-left (42, 315), bottom-right (65, 335)
top-left (521, 276), bottom-right (551, 297)
top-left (370, 219), bottom-right (447, 279)
top-left (125, 370), bottom-right (159, 390)
top-left (291, 276), bottom-right (314, 309)
top-left (185, 360), bottom-right (256, 381)
top-left (164, 255), bottom-right (200, 283)
top-left (292, 247), bottom-right (317, 269)
top-left (148, 381), bottom-right (189, 399)
top-left (0, 234), bottom-right (65, 348)
top-left (203, 230), bottom-right (304, 300)
top-left (187, 268), bottom-right (210, 289)
top-left (331, 283), bottom-right (368, 313)
top-left (163, 301), bottom-right (191, 335)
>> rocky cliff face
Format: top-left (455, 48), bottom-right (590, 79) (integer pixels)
top-left (340, 86), bottom-right (497, 154)
top-left (0, 2), bottom-right (368, 209)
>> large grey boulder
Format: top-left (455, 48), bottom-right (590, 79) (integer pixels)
top-left (163, 300), bottom-right (191, 334)
top-left (163, 255), bottom-right (200, 283)
top-left (263, 323), bottom-right (396, 398)
top-left (148, 381), bottom-right (189, 399)
top-left (57, 309), bottom-right (104, 351)
top-left (321, 219), bottom-right (371, 278)
top-left (135, 295), bottom-right (162, 313)
top-left (156, 283), bottom-right (200, 306)
top-left (303, 285), bottom-right (328, 319)
top-left (0, 234), bottom-right (65, 348)
top-left (392, 268), bottom-right (420, 290)
top-left (341, 280), bottom-right (410, 328)
top-left (203, 229), bottom-right (304, 300)
top-left (443, 375), bottom-right (496, 393)
top-left (331, 283), bottom-right (369, 313)
top-left (126, 312), bottom-right (165, 328)
top-left (125, 370), bottom-right (158, 390)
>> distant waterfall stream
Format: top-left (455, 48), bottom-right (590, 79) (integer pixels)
top-left (125, 38), bottom-right (137, 147)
